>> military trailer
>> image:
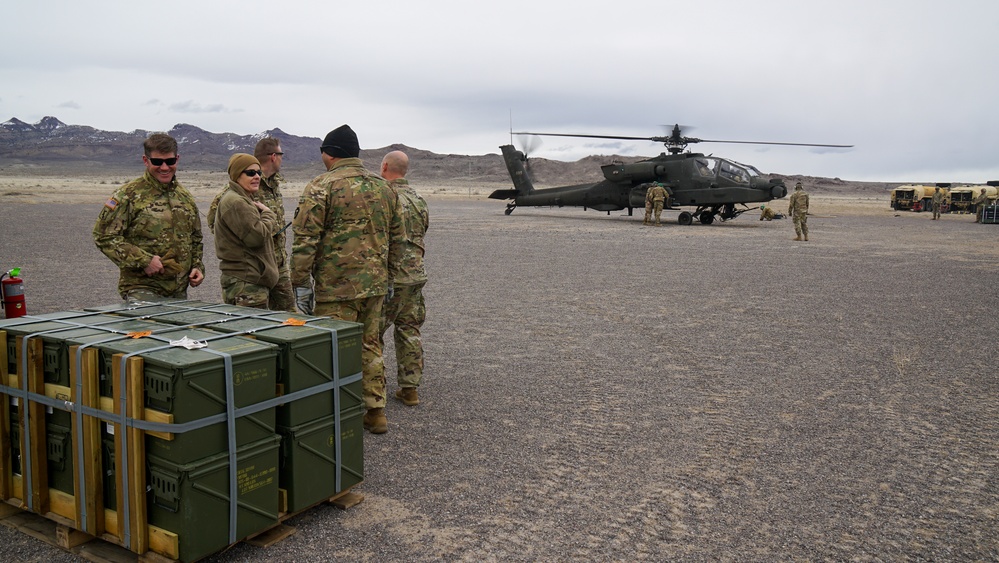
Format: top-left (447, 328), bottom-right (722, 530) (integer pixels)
top-left (890, 185), bottom-right (944, 212)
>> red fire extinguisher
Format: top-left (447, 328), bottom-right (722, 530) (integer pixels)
top-left (1, 267), bottom-right (27, 319)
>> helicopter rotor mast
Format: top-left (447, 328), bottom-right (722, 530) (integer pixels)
top-left (513, 125), bottom-right (853, 155)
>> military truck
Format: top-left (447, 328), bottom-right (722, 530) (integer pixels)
top-left (890, 184), bottom-right (944, 212)
top-left (948, 185), bottom-right (997, 214)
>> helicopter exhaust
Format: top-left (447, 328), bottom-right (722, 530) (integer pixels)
top-left (489, 145), bottom-right (535, 200)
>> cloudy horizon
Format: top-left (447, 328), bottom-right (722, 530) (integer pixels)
top-left (2, 0), bottom-right (997, 183)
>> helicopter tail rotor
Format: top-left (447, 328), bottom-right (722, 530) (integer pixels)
top-left (515, 133), bottom-right (542, 180)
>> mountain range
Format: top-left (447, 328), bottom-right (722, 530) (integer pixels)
top-left (0, 116), bottom-right (627, 185)
top-left (0, 117), bottom-right (887, 193)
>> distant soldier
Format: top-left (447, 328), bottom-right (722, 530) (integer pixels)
top-left (379, 150), bottom-right (429, 407)
top-left (932, 187), bottom-right (944, 220)
top-left (760, 204), bottom-right (776, 221)
top-left (93, 133), bottom-right (205, 301)
top-left (974, 190), bottom-right (990, 223)
top-left (291, 124), bottom-right (404, 434)
top-left (644, 182), bottom-right (668, 226)
top-left (788, 181), bottom-right (809, 241)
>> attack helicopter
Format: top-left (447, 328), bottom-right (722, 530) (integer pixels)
top-left (489, 125), bottom-right (852, 225)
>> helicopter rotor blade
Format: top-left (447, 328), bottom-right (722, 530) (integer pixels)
top-left (512, 131), bottom-right (656, 142)
top-left (512, 130), bottom-right (853, 149)
top-left (697, 139), bottom-right (854, 148)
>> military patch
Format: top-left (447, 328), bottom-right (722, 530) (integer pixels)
top-left (104, 197), bottom-right (119, 210)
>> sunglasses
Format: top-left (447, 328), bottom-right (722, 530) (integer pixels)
top-left (148, 157), bottom-right (178, 166)
top-left (269, 152), bottom-right (284, 156)
top-left (242, 169), bottom-right (263, 177)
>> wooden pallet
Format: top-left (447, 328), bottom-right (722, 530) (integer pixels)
top-left (1, 487), bottom-right (364, 562)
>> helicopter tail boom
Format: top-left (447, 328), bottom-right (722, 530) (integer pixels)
top-left (489, 145), bottom-right (535, 200)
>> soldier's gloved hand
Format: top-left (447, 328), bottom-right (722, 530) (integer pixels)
top-left (294, 286), bottom-right (315, 316)
top-left (385, 284), bottom-right (395, 304)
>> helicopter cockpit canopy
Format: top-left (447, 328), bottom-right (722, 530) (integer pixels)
top-left (715, 159), bottom-right (761, 185)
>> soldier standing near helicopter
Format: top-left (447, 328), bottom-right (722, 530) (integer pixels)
top-left (644, 182), bottom-right (668, 226)
top-left (788, 181), bottom-right (809, 241)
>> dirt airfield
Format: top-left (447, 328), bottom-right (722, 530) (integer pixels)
top-left (1, 175), bottom-right (998, 561)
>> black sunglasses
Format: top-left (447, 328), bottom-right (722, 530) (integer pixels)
top-left (269, 152), bottom-right (284, 156)
top-left (242, 169), bottom-right (263, 177)
top-left (148, 157), bottom-right (178, 166)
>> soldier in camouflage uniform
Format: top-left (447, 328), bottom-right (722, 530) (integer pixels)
top-left (214, 154), bottom-right (280, 308)
top-left (974, 189), bottom-right (990, 223)
top-left (645, 186), bottom-right (669, 227)
top-left (759, 204), bottom-right (776, 221)
top-left (932, 187), bottom-right (945, 220)
top-left (788, 181), bottom-right (809, 241)
top-left (379, 151), bottom-right (429, 407)
top-left (93, 133), bottom-right (205, 301)
top-left (644, 182), bottom-right (668, 226)
top-left (207, 138), bottom-right (295, 312)
top-left (291, 125), bottom-right (404, 434)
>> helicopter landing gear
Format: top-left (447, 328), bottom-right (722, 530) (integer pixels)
top-left (505, 203), bottom-right (516, 215)
top-left (699, 212), bottom-right (715, 225)
top-left (677, 211), bottom-right (693, 226)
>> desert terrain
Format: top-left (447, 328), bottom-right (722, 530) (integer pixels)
top-left (1, 172), bottom-right (997, 561)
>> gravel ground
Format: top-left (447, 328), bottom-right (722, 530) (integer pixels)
top-left (1, 195), bottom-right (997, 561)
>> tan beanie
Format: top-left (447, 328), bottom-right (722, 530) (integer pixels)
top-left (227, 153), bottom-right (260, 182)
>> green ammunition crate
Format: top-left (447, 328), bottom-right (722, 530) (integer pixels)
top-left (100, 428), bottom-right (116, 510)
top-left (84, 302), bottom-right (190, 318)
top-left (1, 313), bottom-right (121, 386)
top-left (58, 318), bottom-right (174, 397)
top-left (277, 406), bottom-right (364, 512)
top-left (5, 403), bottom-right (74, 495)
top-left (208, 315), bottom-right (363, 427)
top-left (147, 434), bottom-right (282, 563)
top-left (92, 327), bottom-right (279, 464)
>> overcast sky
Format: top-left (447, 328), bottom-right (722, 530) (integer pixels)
top-left (2, 0), bottom-right (997, 182)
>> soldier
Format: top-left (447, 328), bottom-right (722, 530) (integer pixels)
top-left (932, 187), bottom-right (944, 220)
top-left (207, 138), bottom-right (295, 312)
top-left (291, 125), bottom-right (404, 434)
top-left (93, 133), bottom-right (204, 301)
top-left (379, 150), bottom-right (429, 407)
top-left (760, 204), bottom-right (776, 221)
top-left (213, 153), bottom-right (280, 309)
top-left (974, 189), bottom-right (990, 223)
top-left (788, 181), bottom-right (810, 241)
top-left (644, 182), bottom-right (668, 226)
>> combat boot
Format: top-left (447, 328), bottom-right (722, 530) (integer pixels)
top-left (395, 387), bottom-right (420, 406)
top-left (363, 408), bottom-right (388, 434)
top-left (804, 234), bottom-right (809, 241)
top-left (793, 235), bottom-right (802, 241)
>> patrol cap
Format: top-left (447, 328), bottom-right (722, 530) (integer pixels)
top-left (321, 124), bottom-right (360, 158)
top-left (227, 153), bottom-right (260, 182)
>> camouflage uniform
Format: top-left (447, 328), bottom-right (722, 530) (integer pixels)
top-left (291, 158), bottom-right (404, 410)
top-left (93, 171), bottom-right (204, 300)
top-left (932, 189), bottom-right (945, 220)
top-left (975, 191), bottom-right (990, 223)
top-left (760, 205), bottom-right (776, 221)
top-left (382, 178), bottom-right (429, 390)
top-left (644, 183), bottom-right (667, 225)
top-left (208, 174), bottom-right (294, 311)
top-left (214, 181), bottom-right (280, 309)
top-left (788, 184), bottom-right (809, 240)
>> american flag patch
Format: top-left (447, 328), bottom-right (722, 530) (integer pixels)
top-left (104, 197), bottom-right (118, 210)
